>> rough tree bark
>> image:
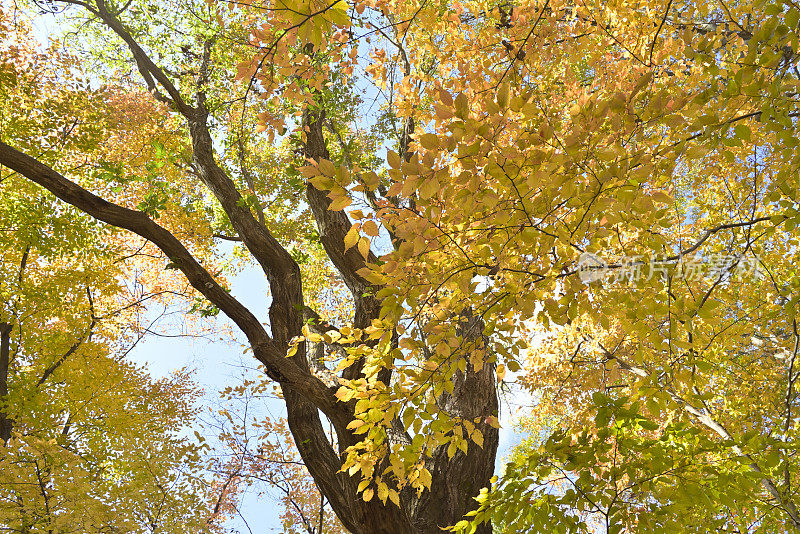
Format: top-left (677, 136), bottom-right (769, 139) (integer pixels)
top-left (302, 109), bottom-right (499, 533)
top-left (0, 322), bottom-right (12, 445)
top-left (0, 2), bottom-right (500, 531)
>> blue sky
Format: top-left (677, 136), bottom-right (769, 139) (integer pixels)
top-left (129, 259), bottom-right (529, 532)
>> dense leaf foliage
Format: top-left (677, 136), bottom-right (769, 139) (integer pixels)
top-left (0, 9), bottom-right (225, 532)
top-left (1, 0), bottom-right (800, 532)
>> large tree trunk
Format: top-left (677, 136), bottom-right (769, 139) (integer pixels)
top-left (412, 366), bottom-right (499, 533)
top-left (410, 309), bottom-right (499, 534)
top-left (0, 322), bottom-right (12, 444)
top-left (298, 112), bottom-right (499, 533)
top-left (0, 5), bottom-right (501, 528)
top-left (286, 353), bottom-right (498, 534)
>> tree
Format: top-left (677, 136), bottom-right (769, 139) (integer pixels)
top-left (1, 0), bottom-right (499, 531)
top-left (402, 0), bottom-right (799, 532)
top-left (2, 0), bottom-right (799, 532)
top-left (0, 8), bottom-right (225, 532)
top-left (210, 378), bottom-right (348, 534)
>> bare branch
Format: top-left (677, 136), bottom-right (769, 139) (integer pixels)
top-left (589, 332), bottom-right (800, 529)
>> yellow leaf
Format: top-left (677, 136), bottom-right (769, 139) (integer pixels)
top-left (300, 165), bottom-right (321, 178)
top-left (357, 237), bottom-right (371, 258)
top-left (377, 482), bottom-right (389, 503)
top-left (434, 103), bottom-right (453, 120)
top-left (455, 93), bottom-right (469, 119)
top-left (347, 419), bottom-right (365, 430)
top-left (419, 178), bottom-right (439, 200)
top-left (472, 429), bottom-right (484, 448)
top-left (363, 488), bottom-right (374, 502)
top-left (651, 191), bottom-right (673, 204)
top-left (361, 171), bottom-right (380, 190)
top-left (734, 124), bottom-right (751, 141)
top-left (496, 364), bottom-right (506, 381)
top-left (497, 83), bottom-right (510, 109)
top-left (328, 195), bottom-right (351, 211)
top-left (419, 468), bottom-right (432, 488)
top-left (387, 150), bottom-right (401, 168)
top-left (420, 133), bottom-right (439, 150)
top-left (318, 158), bottom-right (336, 176)
top-left (362, 220), bottom-right (380, 237)
top-left (344, 225), bottom-right (360, 250)
top-left (447, 441), bottom-right (457, 459)
top-left (336, 387), bottom-right (355, 402)
top-left (439, 89), bottom-right (453, 107)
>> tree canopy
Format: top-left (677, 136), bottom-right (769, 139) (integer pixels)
top-left (1, 0), bottom-right (800, 532)
top-left (0, 9), bottom-right (221, 532)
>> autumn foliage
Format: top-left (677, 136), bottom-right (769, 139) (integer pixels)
top-left (1, 0), bottom-right (800, 533)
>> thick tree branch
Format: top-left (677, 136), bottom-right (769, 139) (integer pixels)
top-left (0, 141), bottom-right (346, 425)
top-left (80, 1), bottom-right (306, 350)
top-left (187, 108), bottom-right (308, 348)
top-left (91, 0), bottom-right (195, 116)
top-left (302, 109), bottom-right (382, 382)
top-left (303, 110), bottom-right (381, 315)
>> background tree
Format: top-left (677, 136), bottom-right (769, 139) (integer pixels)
top-left (0, 8), bottom-right (227, 532)
top-left (209, 377), bottom-right (348, 534)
